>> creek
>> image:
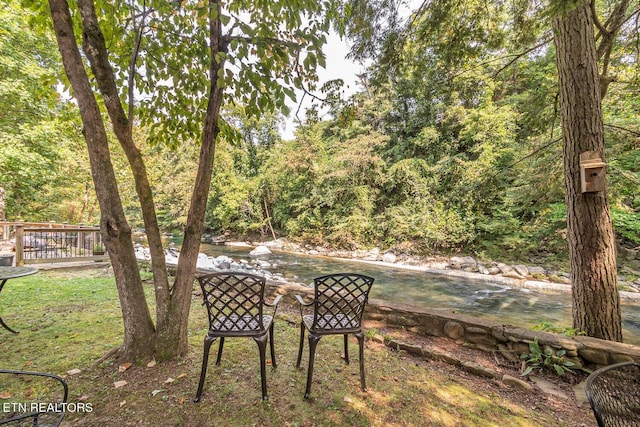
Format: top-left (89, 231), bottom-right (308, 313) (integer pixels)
top-left (200, 243), bottom-right (640, 346)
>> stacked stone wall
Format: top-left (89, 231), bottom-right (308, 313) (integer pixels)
top-left (268, 281), bottom-right (640, 371)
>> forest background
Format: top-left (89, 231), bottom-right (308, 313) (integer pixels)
top-left (1, 0), bottom-right (639, 269)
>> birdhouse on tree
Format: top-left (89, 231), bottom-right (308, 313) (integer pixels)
top-left (580, 151), bottom-right (606, 193)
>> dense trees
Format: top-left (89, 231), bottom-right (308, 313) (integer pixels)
top-left (0, 3), bottom-right (94, 223)
top-left (3, 1), bottom-right (638, 344)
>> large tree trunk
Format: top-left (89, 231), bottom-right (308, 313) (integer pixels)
top-left (552, 1), bottom-right (622, 342)
top-left (49, 0), bottom-right (156, 361)
top-left (77, 0), bottom-right (225, 359)
top-left (74, 0), bottom-right (173, 356)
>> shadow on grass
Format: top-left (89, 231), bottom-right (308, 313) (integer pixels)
top-left (0, 269), bottom-right (590, 426)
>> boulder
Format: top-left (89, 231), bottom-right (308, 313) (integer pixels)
top-left (514, 265), bottom-right (529, 277)
top-left (249, 245), bottom-right (272, 256)
top-left (450, 256), bottom-right (476, 269)
top-left (381, 252), bottom-right (397, 263)
top-left (497, 263), bottom-right (514, 274)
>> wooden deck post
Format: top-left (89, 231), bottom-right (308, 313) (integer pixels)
top-left (15, 225), bottom-right (24, 266)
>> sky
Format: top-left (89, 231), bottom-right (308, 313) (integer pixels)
top-left (281, 32), bottom-right (366, 140)
top-left (281, 1), bottom-right (420, 140)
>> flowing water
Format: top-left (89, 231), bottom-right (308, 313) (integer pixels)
top-left (198, 244), bottom-right (640, 346)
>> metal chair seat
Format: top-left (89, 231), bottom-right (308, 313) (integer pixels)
top-left (210, 314), bottom-right (274, 334)
top-left (585, 361), bottom-right (640, 426)
top-left (301, 313), bottom-right (360, 332)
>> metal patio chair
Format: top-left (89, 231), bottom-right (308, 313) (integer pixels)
top-left (193, 272), bottom-right (281, 402)
top-left (295, 273), bottom-right (375, 398)
top-left (585, 361), bottom-right (640, 426)
top-left (0, 369), bottom-right (68, 426)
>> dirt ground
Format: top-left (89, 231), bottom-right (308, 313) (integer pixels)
top-left (369, 323), bottom-right (597, 426)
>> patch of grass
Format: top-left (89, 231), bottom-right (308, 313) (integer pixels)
top-left (0, 269), bottom-right (583, 426)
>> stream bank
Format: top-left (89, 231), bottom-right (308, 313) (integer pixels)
top-left (225, 237), bottom-right (640, 301)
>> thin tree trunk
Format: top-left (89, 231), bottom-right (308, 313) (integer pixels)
top-left (49, 0), bottom-right (156, 361)
top-left (552, 1), bottom-right (622, 342)
top-left (155, 0), bottom-right (227, 358)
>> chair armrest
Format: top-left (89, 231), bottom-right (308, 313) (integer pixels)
top-left (0, 369), bottom-right (68, 426)
top-left (294, 294), bottom-right (314, 319)
top-left (294, 294), bottom-right (313, 307)
top-left (264, 294), bottom-right (283, 318)
top-left (265, 294), bottom-right (283, 308)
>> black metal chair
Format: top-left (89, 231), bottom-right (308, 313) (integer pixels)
top-left (585, 361), bottom-right (640, 426)
top-left (193, 272), bottom-right (281, 402)
top-left (295, 273), bottom-right (375, 399)
top-left (0, 369), bottom-right (68, 426)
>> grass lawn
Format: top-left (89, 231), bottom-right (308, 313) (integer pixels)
top-left (0, 268), bottom-right (592, 426)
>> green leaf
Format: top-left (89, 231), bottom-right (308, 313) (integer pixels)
top-left (521, 366), bottom-right (533, 377)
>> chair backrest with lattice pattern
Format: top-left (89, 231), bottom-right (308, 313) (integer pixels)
top-left (586, 361), bottom-right (640, 427)
top-left (197, 272), bottom-right (267, 333)
top-left (311, 273), bottom-right (374, 331)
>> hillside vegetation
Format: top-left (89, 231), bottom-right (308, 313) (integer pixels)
top-left (1, 1), bottom-right (638, 266)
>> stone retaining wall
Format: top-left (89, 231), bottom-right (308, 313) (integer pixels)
top-left (269, 281), bottom-right (640, 371)
top-left (364, 298), bottom-right (640, 370)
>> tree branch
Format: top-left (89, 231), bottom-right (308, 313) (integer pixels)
top-left (591, 0), bottom-right (606, 36)
top-left (492, 34), bottom-right (553, 78)
top-left (604, 123), bottom-right (640, 136)
top-left (128, 0), bottom-right (149, 127)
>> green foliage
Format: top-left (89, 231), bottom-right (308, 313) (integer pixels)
top-left (0, 1), bottom-right (93, 222)
top-left (532, 322), bottom-right (585, 337)
top-left (611, 208), bottom-right (640, 245)
top-left (520, 338), bottom-right (576, 377)
top-left (6, 0), bottom-right (639, 271)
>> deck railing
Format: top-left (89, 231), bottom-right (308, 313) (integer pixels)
top-left (1, 222), bottom-right (107, 265)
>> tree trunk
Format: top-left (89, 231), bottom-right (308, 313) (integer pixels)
top-left (156, 0), bottom-right (227, 358)
top-left (49, 0), bottom-right (156, 361)
top-left (74, 0), bottom-right (173, 356)
top-left (552, 1), bottom-right (622, 342)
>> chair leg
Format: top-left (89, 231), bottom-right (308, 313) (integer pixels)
top-left (355, 331), bottom-right (366, 392)
top-left (296, 322), bottom-right (305, 368)
top-left (254, 333), bottom-right (269, 401)
top-left (194, 335), bottom-right (217, 403)
top-left (343, 334), bottom-right (350, 364)
top-left (269, 322), bottom-right (277, 369)
top-left (215, 337), bottom-right (225, 365)
top-left (304, 333), bottom-right (321, 399)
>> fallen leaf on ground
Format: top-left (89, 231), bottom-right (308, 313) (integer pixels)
top-left (178, 397), bottom-right (185, 405)
top-left (114, 380), bottom-right (128, 388)
top-left (0, 392), bottom-right (11, 399)
top-left (119, 362), bottom-right (132, 373)
top-left (147, 360), bottom-right (156, 368)
top-left (67, 368), bottom-right (82, 376)
top-left (164, 377), bottom-right (174, 384)
top-left (151, 389), bottom-right (164, 396)
top-left (177, 373), bottom-right (187, 379)
top-left (344, 396), bottom-right (353, 403)
top-left (119, 400), bottom-right (126, 407)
